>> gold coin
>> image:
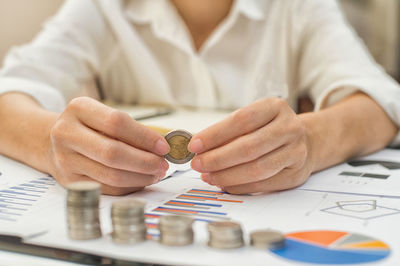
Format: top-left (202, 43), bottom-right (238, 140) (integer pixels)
top-left (164, 130), bottom-right (195, 164)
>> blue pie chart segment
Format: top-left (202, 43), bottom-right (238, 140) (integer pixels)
top-left (271, 230), bottom-right (390, 264)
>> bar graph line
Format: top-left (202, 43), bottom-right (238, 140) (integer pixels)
top-left (0, 209), bottom-right (22, 216)
top-left (0, 190), bottom-right (41, 197)
top-left (145, 212), bottom-right (214, 223)
top-left (146, 223), bottom-right (158, 229)
top-left (11, 187), bottom-right (46, 193)
top-left (168, 200), bottom-right (222, 207)
top-left (0, 175), bottom-right (56, 223)
top-left (178, 194), bottom-right (243, 203)
top-left (188, 188), bottom-right (229, 193)
top-left (153, 208), bottom-right (228, 221)
top-left (165, 203), bottom-right (210, 210)
top-left (30, 181), bottom-right (55, 186)
top-left (0, 198), bottom-right (32, 205)
top-left (187, 189), bottom-right (228, 195)
top-left (0, 194), bottom-right (37, 202)
top-left (0, 204), bottom-right (27, 211)
top-left (155, 206), bottom-right (227, 216)
top-left (176, 196), bottom-right (205, 201)
top-left (20, 183), bottom-right (48, 189)
top-left (145, 213), bottom-right (160, 219)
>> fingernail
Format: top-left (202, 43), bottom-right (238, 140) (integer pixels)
top-left (217, 185), bottom-right (226, 192)
top-left (201, 173), bottom-right (211, 184)
top-left (157, 165), bottom-right (167, 178)
top-left (191, 157), bottom-right (202, 171)
top-left (189, 138), bottom-right (204, 153)
top-left (153, 175), bottom-right (164, 184)
top-left (157, 171), bottom-right (166, 179)
top-left (155, 139), bottom-right (169, 155)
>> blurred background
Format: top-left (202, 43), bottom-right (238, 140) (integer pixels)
top-left (0, 0), bottom-right (399, 81)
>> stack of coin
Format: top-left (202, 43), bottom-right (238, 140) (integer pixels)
top-left (111, 198), bottom-right (147, 244)
top-left (159, 215), bottom-right (194, 246)
top-left (250, 230), bottom-right (285, 250)
top-left (207, 221), bottom-right (244, 249)
top-left (66, 181), bottom-right (102, 240)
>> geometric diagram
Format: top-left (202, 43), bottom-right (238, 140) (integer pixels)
top-left (347, 159), bottom-right (400, 170)
top-left (338, 200), bottom-right (376, 212)
top-left (271, 230), bottom-right (390, 264)
top-left (320, 200), bottom-right (400, 220)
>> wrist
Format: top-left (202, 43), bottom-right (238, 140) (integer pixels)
top-left (298, 112), bottom-right (321, 173)
top-left (37, 111), bottom-right (59, 174)
top-left (0, 93), bottom-right (59, 174)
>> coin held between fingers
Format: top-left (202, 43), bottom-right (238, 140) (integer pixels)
top-left (164, 130), bottom-right (195, 164)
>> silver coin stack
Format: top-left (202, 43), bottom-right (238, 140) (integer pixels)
top-left (250, 230), bottom-right (285, 250)
top-left (66, 181), bottom-right (102, 240)
top-left (207, 221), bottom-right (244, 249)
top-left (159, 215), bottom-right (194, 246)
top-left (111, 198), bottom-right (147, 244)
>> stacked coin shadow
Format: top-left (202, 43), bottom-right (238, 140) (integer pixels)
top-left (111, 198), bottom-right (147, 244)
top-left (207, 221), bottom-right (244, 249)
top-left (66, 181), bottom-right (102, 240)
top-left (159, 215), bottom-right (194, 246)
top-left (250, 230), bottom-right (286, 250)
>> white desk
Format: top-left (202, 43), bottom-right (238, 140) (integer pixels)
top-left (1, 108), bottom-right (399, 266)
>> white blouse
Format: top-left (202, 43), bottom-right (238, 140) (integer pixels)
top-left (0, 0), bottom-right (400, 143)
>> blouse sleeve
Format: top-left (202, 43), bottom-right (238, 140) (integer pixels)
top-left (295, 0), bottom-right (400, 146)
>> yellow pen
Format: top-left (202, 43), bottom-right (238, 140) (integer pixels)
top-left (145, 125), bottom-right (172, 136)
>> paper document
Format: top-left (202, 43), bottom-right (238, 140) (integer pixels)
top-left (25, 171), bottom-right (400, 265)
top-left (0, 155), bottom-right (64, 238)
top-left (1, 152), bottom-right (400, 265)
top-left (299, 149), bottom-right (400, 198)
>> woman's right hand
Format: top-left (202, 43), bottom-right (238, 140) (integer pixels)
top-left (46, 97), bottom-right (170, 195)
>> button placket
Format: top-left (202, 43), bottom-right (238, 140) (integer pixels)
top-left (190, 57), bottom-right (217, 108)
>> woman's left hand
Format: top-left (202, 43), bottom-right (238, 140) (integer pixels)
top-left (188, 98), bottom-right (315, 194)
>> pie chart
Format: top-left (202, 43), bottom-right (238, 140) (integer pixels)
top-left (271, 230), bottom-right (390, 264)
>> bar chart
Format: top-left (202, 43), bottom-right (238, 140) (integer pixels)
top-left (144, 188), bottom-right (244, 238)
top-left (0, 176), bottom-right (56, 223)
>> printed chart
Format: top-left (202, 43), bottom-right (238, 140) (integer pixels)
top-left (272, 230), bottom-right (390, 264)
top-left (144, 188), bottom-right (243, 239)
top-left (0, 176), bottom-right (56, 222)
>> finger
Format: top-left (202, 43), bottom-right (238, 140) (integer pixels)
top-left (201, 142), bottom-right (304, 187)
top-left (188, 98), bottom-right (289, 153)
top-left (58, 173), bottom-right (144, 196)
top-left (55, 121), bottom-right (169, 175)
top-left (70, 152), bottom-right (162, 187)
top-left (67, 97), bottom-right (169, 155)
top-left (223, 168), bottom-right (308, 194)
top-left (191, 117), bottom-right (297, 173)
top-left (101, 185), bottom-right (144, 196)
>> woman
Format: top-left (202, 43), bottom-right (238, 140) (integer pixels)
top-left (0, 0), bottom-right (398, 195)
